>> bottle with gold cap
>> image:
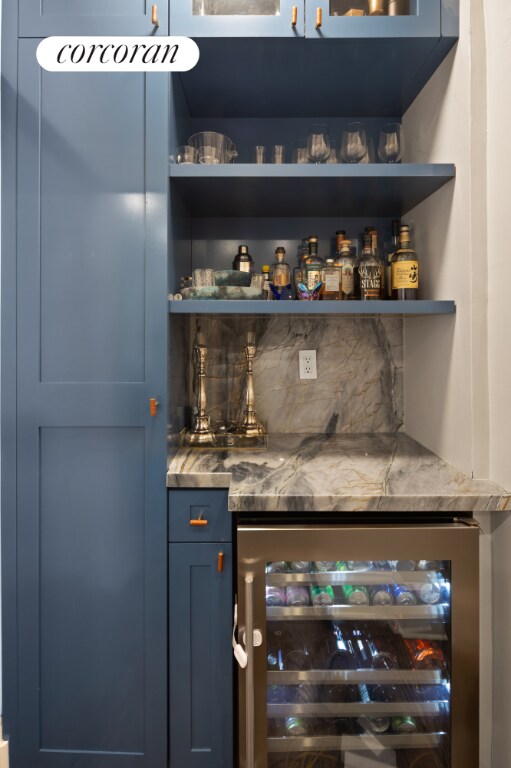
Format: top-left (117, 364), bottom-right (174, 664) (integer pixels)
top-left (391, 225), bottom-right (419, 300)
top-left (261, 264), bottom-right (273, 300)
top-left (270, 247), bottom-right (291, 291)
top-left (301, 236), bottom-right (325, 293)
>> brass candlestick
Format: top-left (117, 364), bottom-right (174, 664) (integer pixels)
top-left (236, 331), bottom-right (266, 440)
top-left (185, 332), bottom-right (215, 446)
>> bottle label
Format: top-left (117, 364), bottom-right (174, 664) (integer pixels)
top-left (306, 270), bottom-right (321, 290)
top-left (341, 266), bottom-right (354, 296)
top-left (324, 272), bottom-right (340, 292)
top-left (359, 265), bottom-right (381, 299)
top-left (392, 260), bottom-right (419, 289)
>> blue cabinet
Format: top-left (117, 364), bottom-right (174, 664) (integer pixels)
top-left (3, 39), bottom-right (168, 767)
top-left (168, 490), bottom-right (233, 768)
top-left (19, 0), bottom-right (168, 36)
top-left (170, 0), bottom-right (304, 38)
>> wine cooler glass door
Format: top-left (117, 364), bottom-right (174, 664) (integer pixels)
top-left (237, 523), bottom-right (478, 768)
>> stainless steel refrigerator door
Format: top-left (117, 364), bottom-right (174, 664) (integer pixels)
top-left (237, 523), bottom-right (478, 768)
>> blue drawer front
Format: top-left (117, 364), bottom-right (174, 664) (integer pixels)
top-left (168, 489), bottom-right (231, 542)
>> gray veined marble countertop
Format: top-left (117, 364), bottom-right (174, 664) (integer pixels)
top-left (166, 433), bottom-right (511, 513)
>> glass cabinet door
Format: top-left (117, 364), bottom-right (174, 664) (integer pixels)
top-left (306, 0), bottom-right (440, 38)
top-left (237, 524), bottom-right (478, 768)
top-left (171, 0), bottom-right (304, 37)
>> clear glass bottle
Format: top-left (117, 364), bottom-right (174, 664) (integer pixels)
top-left (320, 258), bottom-right (341, 300)
top-left (385, 220), bottom-right (400, 299)
top-left (391, 225), bottom-right (419, 300)
top-left (270, 247), bottom-right (291, 289)
top-left (261, 264), bottom-right (273, 300)
top-left (301, 235), bottom-right (325, 293)
top-left (358, 234), bottom-right (382, 300)
top-left (233, 244), bottom-right (254, 274)
top-left (293, 238), bottom-right (309, 298)
top-left (366, 226), bottom-right (385, 298)
top-left (335, 239), bottom-right (356, 300)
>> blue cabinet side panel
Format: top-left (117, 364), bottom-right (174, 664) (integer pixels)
top-left (169, 543), bottom-right (233, 768)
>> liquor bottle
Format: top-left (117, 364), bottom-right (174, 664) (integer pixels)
top-left (358, 234), bottom-right (382, 300)
top-left (270, 247), bottom-right (291, 291)
top-left (232, 244), bottom-right (254, 274)
top-left (293, 238), bottom-right (309, 298)
top-left (261, 264), bottom-right (273, 301)
top-left (320, 258), bottom-right (341, 300)
top-left (366, 226), bottom-right (385, 298)
top-left (404, 639), bottom-right (448, 672)
top-left (301, 236), bottom-right (325, 293)
top-left (385, 220), bottom-right (400, 299)
top-left (391, 225), bottom-right (419, 300)
top-left (335, 239), bottom-right (356, 300)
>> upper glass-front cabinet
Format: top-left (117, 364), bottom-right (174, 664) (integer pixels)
top-left (170, 0), bottom-right (450, 38)
top-left (19, 0), bottom-right (169, 36)
top-left (172, 0), bottom-right (304, 37)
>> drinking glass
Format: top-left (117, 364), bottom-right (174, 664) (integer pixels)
top-left (253, 145), bottom-right (266, 164)
top-left (272, 145), bottom-right (286, 164)
top-left (192, 268), bottom-right (216, 287)
top-left (292, 140), bottom-right (308, 164)
top-left (198, 146), bottom-right (220, 164)
top-left (378, 123), bottom-right (404, 163)
top-left (340, 122), bottom-right (367, 163)
top-left (306, 124), bottom-right (330, 164)
top-left (176, 145), bottom-right (197, 164)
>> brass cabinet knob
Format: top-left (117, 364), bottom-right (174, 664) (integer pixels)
top-left (151, 4), bottom-right (160, 27)
top-left (315, 7), bottom-right (322, 28)
top-left (291, 6), bottom-right (298, 27)
top-left (218, 552), bottom-right (224, 572)
top-left (149, 397), bottom-right (158, 417)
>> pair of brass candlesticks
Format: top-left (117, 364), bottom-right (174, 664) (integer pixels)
top-left (183, 331), bottom-right (267, 448)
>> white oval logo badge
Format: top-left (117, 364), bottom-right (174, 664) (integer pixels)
top-left (37, 36), bottom-right (200, 72)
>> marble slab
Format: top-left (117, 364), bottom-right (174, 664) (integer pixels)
top-left (166, 432), bottom-right (511, 513)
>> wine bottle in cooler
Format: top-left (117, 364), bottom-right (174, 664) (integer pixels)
top-left (404, 639), bottom-right (448, 672)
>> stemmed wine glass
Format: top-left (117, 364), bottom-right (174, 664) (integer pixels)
top-left (340, 122), bottom-right (368, 164)
top-left (378, 123), bottom-right (404, 163)
top-left (307, 124), bottom-right (331, 164)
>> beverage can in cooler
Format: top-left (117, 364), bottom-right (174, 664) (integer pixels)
top-left (266, 561), bottom-right (288, 574)
top-left (417, 560), bottom-right (443, 571)
top-left (313, 561), bottom-right (337, 571)
top-left (373, 560), bottom-right (391, 570)
top-left (347, 561), bottom-right (373, 571)
top-left (286, 585), bottom-right (311, 606)
top-left (366, 717), bottom-right (391, 734)
top-left (392, 584), bottom-right (418, 605)
top-left (389, 560), bottom-right (416, 571)
top-left (284, 716), bottom-right (307, 737)
top-left (342, 584), bottom-right (369, 605)
top-left (310, 584), bottom-right (335, 606)
top-left (418, 581), bottom-right (443, 604)
top-left (368, 584), bottom-right (394, 605)
top-left (287, 561), bottom-right (312, 573)
top-left (392, 715), bottom-right (418, 733)
top-left (336, 561), bottom-right (349, 571)
top-left (265, 586), bottom-right (286, 606)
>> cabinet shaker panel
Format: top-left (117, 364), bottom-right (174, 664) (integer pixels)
top-left (19, 0), bottom-right (168, 36)
top-left (169, 543), bottom-right (234, 768)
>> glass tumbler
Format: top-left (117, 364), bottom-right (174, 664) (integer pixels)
top-left (253, 145), bottom-right (266, 164)
top-left (176, 145), bottom-right (197, 164)
top-left (198, 146), bottom-right (220, 164)
top-left (192, 268), bottom-right (216, 287)
top-left (272, 145), bottom-right (286, 164)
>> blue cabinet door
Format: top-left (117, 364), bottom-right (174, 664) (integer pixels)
top-left (170, 0), bottom-right (304, 37)
top-left (19, 0), bottom-right (168, 36)
top-left (10, 39), bottom-right (168, 767)
top-left (169, 542), bottom-right (234, 768)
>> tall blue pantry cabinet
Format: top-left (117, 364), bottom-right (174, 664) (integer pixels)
top-left (1, 3), bottom-right (169, 767)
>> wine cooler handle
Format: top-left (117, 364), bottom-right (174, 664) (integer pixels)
top-left (232, 599), bottom-right (248, 669)
top-left (245, 575), bottom-right (255, 768)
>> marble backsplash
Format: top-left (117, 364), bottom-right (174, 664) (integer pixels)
top-left (169, 314), bottom-right (403, 437)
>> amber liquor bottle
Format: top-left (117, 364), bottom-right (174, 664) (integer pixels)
top-left (391, 225), bottom-right (419, 300)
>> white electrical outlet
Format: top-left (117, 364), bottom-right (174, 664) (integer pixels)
top-left (299, 350), bottom-right (317, 379)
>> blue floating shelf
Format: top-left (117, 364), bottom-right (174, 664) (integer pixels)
top-left (169, 163), bottom-right (455, 217)
top-left (168, 300), bottom-right (456, 315)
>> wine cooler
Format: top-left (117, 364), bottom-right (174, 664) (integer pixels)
top-left (236, 521), bottom-right (478, 768)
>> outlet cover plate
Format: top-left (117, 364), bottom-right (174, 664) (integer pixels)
top-left (299, 350), bottom-right (317, 379)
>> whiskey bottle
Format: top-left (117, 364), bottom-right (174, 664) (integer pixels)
top-left (301, 235), bottom-right (325, 293)
top-left (358, 235), bottom-right (382, 300)
top-left (385, 220), bottom-right (400, 299)
top-left (320, 258), bottom-right (341, 300)
top-left (391, 225), bottom-right (419, 300)
top-left (335, 239), bottom-right (356, 300)
top-left (270, 247), bottom-right (291, 290)
top-left (366, 226), bottom-right (385, 298)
